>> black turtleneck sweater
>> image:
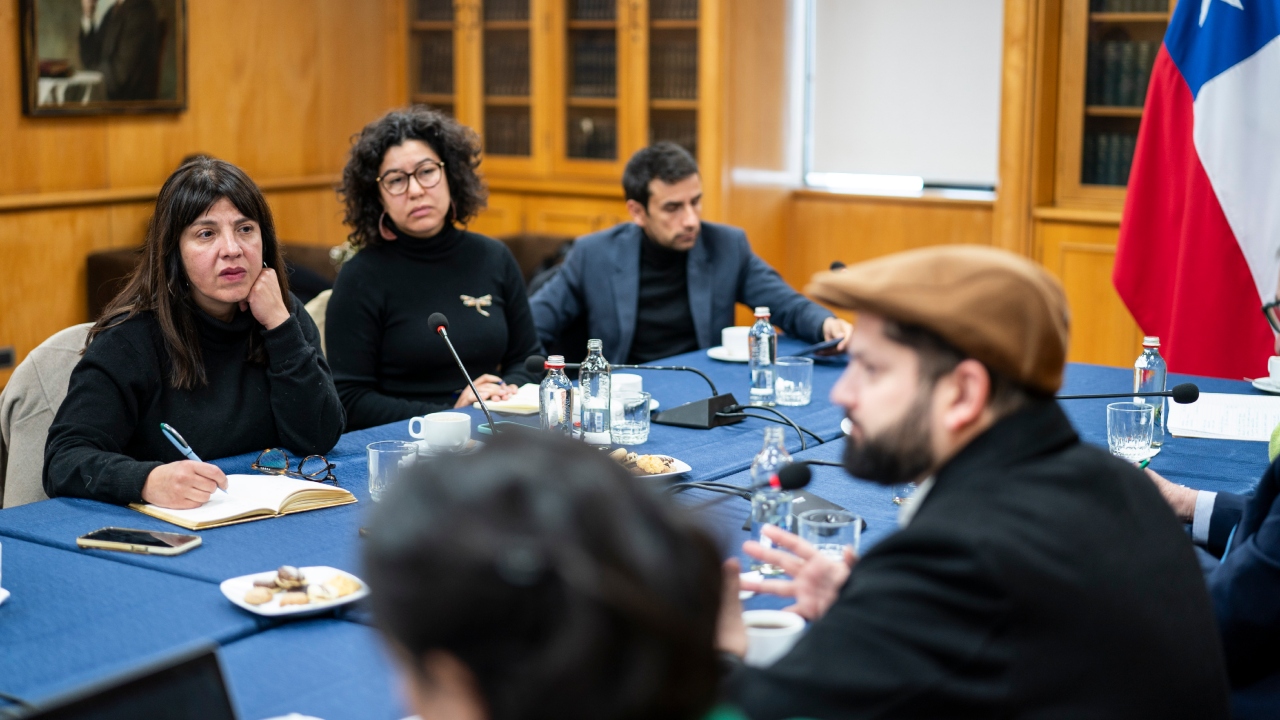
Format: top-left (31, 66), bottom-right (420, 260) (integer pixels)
top-left (628, 233), bottom-right (699, 364)
top-left (44, 294), bottom-right (345, 504)
top-left (325, 222), bottom-right (543, 430)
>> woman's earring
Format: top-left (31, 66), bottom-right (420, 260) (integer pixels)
top-left (378, 211), bottom-right (397, 241)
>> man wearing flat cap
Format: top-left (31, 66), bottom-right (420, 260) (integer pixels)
top-left (718, 246), bottom-right (1229, 718)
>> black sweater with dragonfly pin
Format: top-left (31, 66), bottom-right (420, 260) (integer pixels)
top-left (325, 222), bottom-right (543, 430)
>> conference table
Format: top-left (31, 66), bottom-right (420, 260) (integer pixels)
top-left (0, 338), bottom-right (1271, 719)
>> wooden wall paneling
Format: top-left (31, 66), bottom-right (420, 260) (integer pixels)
top-left (786, 193), bottom-right (995, 287)
top-left (524, 196), bottom-right (628, 237)
top-left (469, 192), bottom-right (527, 237)
top-left (265, 188), bottom-right (350, 250)
top-left (697, 0), bottom-right (725, 222)
top-left (1036, 219), bottom-right (1143, 365)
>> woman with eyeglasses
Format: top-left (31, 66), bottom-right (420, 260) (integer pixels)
top-left (326, 107), bottom-right (542, 431)
top-left (43, 157), bottom-right (345, 509)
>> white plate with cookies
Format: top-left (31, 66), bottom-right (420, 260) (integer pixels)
top-left (220, 565), bottom-right (368, 618)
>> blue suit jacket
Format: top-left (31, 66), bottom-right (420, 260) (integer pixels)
top-left (528, 221), bottom-right (832, 362)
top-left (1207, 457), bottom-right (1280, 691)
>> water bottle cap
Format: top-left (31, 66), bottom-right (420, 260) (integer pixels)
top-left (1142, 336), bottom-right (1160, 348)
top-left (587, 339), bottom-right (603, 351)
top-left (754, 306), bottom-right (771, 317)
top-left (545, 355), bottom-right (565, 369)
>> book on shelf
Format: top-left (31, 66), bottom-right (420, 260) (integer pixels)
top-left (1088, 40), bottom-right (1159, 108)
top-left (129, 474), bottom-right (357, 531)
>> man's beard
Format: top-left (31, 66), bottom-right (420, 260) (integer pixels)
top-left (842, 391), bottom-right (935, 486)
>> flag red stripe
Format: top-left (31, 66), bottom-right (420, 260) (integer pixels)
top-left (1114, 45), bottom-right (1273, 379)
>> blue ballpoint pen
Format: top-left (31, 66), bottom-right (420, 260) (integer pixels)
top-left (160, 423), bottom-right (227, 495)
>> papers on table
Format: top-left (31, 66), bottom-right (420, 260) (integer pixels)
top-left (1167, 392), bottom-right (1280, 442)
top-left (474, 382), bottom-right (540, 415)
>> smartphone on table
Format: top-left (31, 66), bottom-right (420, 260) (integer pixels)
top-left (76, 527), bottom-right (201, 556)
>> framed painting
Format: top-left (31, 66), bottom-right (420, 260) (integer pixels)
top-left (20, 0), bottom-right (187, 116)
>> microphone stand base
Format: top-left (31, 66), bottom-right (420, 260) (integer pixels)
top-left (652, 394), bottom-right (745, 430)
top-left (476, 421), bottom-right (538, 436)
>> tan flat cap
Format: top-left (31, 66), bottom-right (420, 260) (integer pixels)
top-left (806, 245), bottom-right (1070, 394)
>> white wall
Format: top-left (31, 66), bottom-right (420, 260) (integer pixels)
top-left (808, 0), bottom-right (1005, 187)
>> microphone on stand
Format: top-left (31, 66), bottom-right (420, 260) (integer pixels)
top-left (430, 312), bottom-right (505, 436)
top-left (523, 355), bottom-right (743, 429)
top-left (1056, 383), bottom-right (1200, 404)
top-left (688, 463), bottom-right (812, 511)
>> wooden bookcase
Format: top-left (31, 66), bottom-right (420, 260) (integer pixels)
top-left (406, 0), bottom-right (724, 237)
top-left (1053, 0), bottom-right (1172, 209)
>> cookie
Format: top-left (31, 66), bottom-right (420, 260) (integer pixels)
top-left (244, 587), bottom-right (273, 605)
top-left (634, 455), bottom-right (674, 475)
top-left (279, 591), bottom-right (310, 606)
top-left (326, 574), bottom-right (362, 598)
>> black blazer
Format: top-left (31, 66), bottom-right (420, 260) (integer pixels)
top-left (727, 400), bottom-right (1230, 719)
top-left (79, 0), bottom-right (162, 101)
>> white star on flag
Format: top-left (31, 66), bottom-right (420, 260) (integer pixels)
top-left (1201, 0), bottom-right (1245, 27)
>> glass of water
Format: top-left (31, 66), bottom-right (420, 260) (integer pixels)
top-left (750, 488), bottom-right (794, 576)
top-left (367, 440), bottom-right (417, 502)
top-left (774, 357), bottom-right (814, 406)
top-left (892, 481), bottom-right (918, 506)
top-left (797, 509), bottom-right (861, 558)
top-left (610, 391), bottom-right (651, 445)
top-left (1107, 402), bottom-right (1155, 462)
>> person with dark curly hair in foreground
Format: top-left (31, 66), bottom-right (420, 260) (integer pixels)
top-left (363, 433), bottom-right (742, 720)
top-left (326, 106), bottom-right (542, 430)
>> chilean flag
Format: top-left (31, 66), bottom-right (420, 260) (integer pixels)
top-left (1114, 0), bottom-right (1280, 379)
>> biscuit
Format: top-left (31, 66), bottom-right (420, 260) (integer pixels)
top-left (279, 591), bottom-right (310, 606)
top-left (634, 455), bottom-right (674, 475)
top-left (244, 587), bottom-right (273, 605)
top-left (326, 574), bottom-right (362, 598)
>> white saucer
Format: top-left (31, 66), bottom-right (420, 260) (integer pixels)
top-left (1254, 377), bottom-right (1280, 394)
top-left (841, 417), bottom-right (852, 436)
top-left (0, 587), bottom-right (9, 607)
top-left (415, 438), bottom-right (484, 456)
top-left (707, 346), bottom-right (749, 363)
top-left (739, 570), bottom-right (762, 600)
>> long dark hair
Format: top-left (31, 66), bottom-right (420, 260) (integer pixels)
top-left (363, 433), bottom-right (723, 720)
top-left (339, 105), bottom-right (487, 250)
top-left (88, 156), bottom-right (288, 390)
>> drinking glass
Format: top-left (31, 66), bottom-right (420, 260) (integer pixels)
top-left (774, 357), bottom-right (814, 406)
top-left (1107, 402), bottom-right (1155, 462)
top-left (367, 440), bottom-right (417, 502)
top-left (892, 481), bottom-right (918, 507)
top-left (610, 391), bottom-right (651, 445)
top-left (797, 509), bottom-right (861, 557)
top-left (750, 488), bottom-right (794, 576)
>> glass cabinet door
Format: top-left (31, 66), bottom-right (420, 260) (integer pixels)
top-left (565, 0), bottom-right (620, 160)
top-left (647, 0), bottom-right (698, 155)
top-left (410, 0), bottom-right (455, 116)
top-left (482, 0), bottom-right (533, 156)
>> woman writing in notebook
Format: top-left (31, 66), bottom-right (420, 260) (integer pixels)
top-left (325, 107), bottom-right (543, 431)
top-left (43, 157), bottom-right (345, 509)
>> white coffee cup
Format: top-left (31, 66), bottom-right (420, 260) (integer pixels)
top-left (1269, 356), bottom-right (1280, 381)
top-left (721, 326), bottom-right (750, 359)
top-left (742, 609), bottom-right (806, 667)
top-left (612, 373), bottom-right (643, 394)
top-left (408, 412), bottom-right (471, 452)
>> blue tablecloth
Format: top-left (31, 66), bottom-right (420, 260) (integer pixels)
top-left (1, 350), bottom-right (1273, 713)
top-left (0, 537), bottom-right (261, 704)
top-left (219, 619), bottom-right (406, 720)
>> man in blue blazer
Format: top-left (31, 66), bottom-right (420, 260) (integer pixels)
top-left (529, 143), bottom-right (850, 364)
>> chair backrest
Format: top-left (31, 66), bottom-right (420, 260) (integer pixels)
top-left (0, 323), bottom-right (92, 508)
top-left (304, 289), bottom-right (333, 358)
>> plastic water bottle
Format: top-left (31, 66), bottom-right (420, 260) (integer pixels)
top-left (579, 339), bottom-right (612, 444)
top-left (1133, 336), bottom-right (1167, 448)
top-left (748, 306), bottom-right (777, 406)
top-left (539, 355), bottom-right (573, 436)
top-left (749, 427), bottom-right (794, 575)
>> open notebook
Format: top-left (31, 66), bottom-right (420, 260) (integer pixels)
top-left (129, 474), bottom-right (356, 530)
top-left (473, 382), bottom-right (541, 415)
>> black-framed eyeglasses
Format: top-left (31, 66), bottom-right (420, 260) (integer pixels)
top-left (377, 160), bottom-right (446, 196)
top-left (1264, 299), bottom-right (1280, 334)
top-left (252, 448), bottom-right (337, 485)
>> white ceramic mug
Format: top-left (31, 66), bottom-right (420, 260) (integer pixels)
top-left (742, 609), bottom-right (806, 667)
top-left (612, 373), bottom-right (643, 394)
top-left (1268, 356), bottom-right (1280, 382)
top-left (721, 326), bottom-right (750, 359)
top-left (408, 412), bottom-right (471, 451)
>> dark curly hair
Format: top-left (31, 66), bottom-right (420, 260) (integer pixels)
top-left (339, 106), bottom-right (488, 249)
